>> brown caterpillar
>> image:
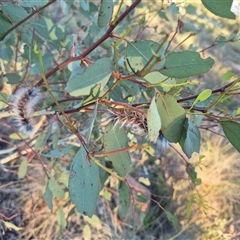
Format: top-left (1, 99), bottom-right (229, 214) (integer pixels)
top-left (102, 107), bottom-right (168, 155)
top-left (11, 87), bottom-right (43, 135)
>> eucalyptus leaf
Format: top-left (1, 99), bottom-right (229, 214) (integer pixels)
top-left (191, 89), bottom-right (212, 109)
top-left (66, 58), bottom-right (112, 97)
top-left (1, 3), bottom-right (28, 23)
top-left (119, 181), bottom-right (131, 218)
top-left (18, 158), bottom-right (28, 178)
top-left (179, 119), bottom-right (200, 158)
top-left (69, 147), bottom-right (100, 217)
top-left (160, 51), bottom-right (214, 78)
top-left (165, 211), bottom-right (179, 231)
top-left (144, 71), bottom-right (176, 92)
top-left (44, 183), bottom-right (53, 211)
top-left (156, 93), bottom-right (186, 142)
top-left (220, 120), bottom-right (240, 152)
top-left (201, 0), bottom-right (235, 19)
top-left (103, 124), bottom-right (132, 177)
top-left (5, 73), bottom-right (21, 84)
top-left (57, 207), bottom-right (67, 231)
top-left (147, 97), bottom-right (161, 142)
top-left (126, 40), bottom-right (166, 72)
top-left (98, 0), bottom-right (113, 28)
top-left (0, 12), bottom-right (12, 36)
top-left (19, 0), bottom-right (48, 7)
top-left (49, 177), bottom-right (65, 199)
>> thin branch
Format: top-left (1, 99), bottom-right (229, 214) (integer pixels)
top-left (36, 0), bottom-right (142, 87)
top-left (177, 80), bottom-right (237, 103)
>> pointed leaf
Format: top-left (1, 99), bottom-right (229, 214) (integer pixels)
top-left (98, 0), bottom-right (113, 28)
top-left (1, 3), bottom-right (28, 23)
top-left (165, 211), bottom-right (179, 230)
top-left (126, 40), bottom-right (166, 72)
top-left (5, 73), bottom-right (21, 84)
top-left (49, 176), bottom-right (65, 199)
top-left (144, 71), bottom-right (176, 92)
top-left (119, 181), bottom-right (131, 218)
top-left (18, 158), bottom-right (28, 178)
top-left (156, 93), bottom-right (186, 142)
top-left (57, 207), bottom-right (67, 230)
top-left (192, 89), bottom-right (212, 107)
top-left (220, 120), bottom-right (240, 152)
top-left (103, 124), bottom-right (132, 177)
top-left (179, 119), bottom-right (200, 158)
top-left (201, 0), bottom-right (235, 19)
top-left (69, 147), bottom-right (100, 217)
top-left (19, 0), bottom-right (48, 7)
top-left (44, 183), bottom-right (53, 211)
top-left (66, 58), bottom-right (112, 96)
top-left (160, 51), bottom-right (214, 78)
top-left (147, 97), bottom-right (161, 142)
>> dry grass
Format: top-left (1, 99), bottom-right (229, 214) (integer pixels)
top-left (163, 131), bottom-right (240, 240)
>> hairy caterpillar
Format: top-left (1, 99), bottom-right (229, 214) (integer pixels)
top-left (102, 107), bottom-right (168, 155)
top-left (11, 87), bottom-right (42, 135)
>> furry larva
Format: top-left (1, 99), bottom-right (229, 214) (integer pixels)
top-left (102, 107), bottom-right (168, 155)
top-left (11, 87), bottom-right (42, 135)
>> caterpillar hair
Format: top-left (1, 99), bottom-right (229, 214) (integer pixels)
top-left (103, 108), bottom-right (148, 136)
top-left (11, 87), bottom-right (42, 136)
top-left (102, 107), bottom-right (168, 155)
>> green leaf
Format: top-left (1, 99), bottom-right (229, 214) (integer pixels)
top-left (165, 211), bottom-right (178, 230)
top-left (119, 181), bottom-right (131, 218)
top-left (18, 158), bottom-right (28, 178)
top-left (19, 0), bottom-right (48, 7)
top-left (217, 36), bottom-right (226, 47)
top-left (0, 92), bottom-right (8, 103)
top-left (220, 120), bottom-right (240, 152)
top-left (103, 124), bottom-right (132, 177)
top-left (48, 176), bottom-right (65, 199)
top-left (201, 0), bottom-right (235, 19)
top-left (0, 12), bottom-right (12, 36)
top-left (126, 40), bottom-right (166, 72)
top-left (34, 133), bottom-right (47, 149)
top-left (97, 0), bottom-right (113, 28)
top-left (34, 125), bottom-right (52, 149)
top-left (1, 3), bottom-right (28, 23)
top-left (57, 207), bottom-right (67, 231)
top-left (69, 147), bottom-right (100, 217)
top-left (5, 73), bottom-right (21, 84)
top-left (160, 51), bottom-right (214, 78)
top-left (144, 71), bottom-right (176, 92)
top-left (44, 183), bottom-right (53, 211)
top-left (187, 163), bottom-right (201, 185)
top-left (156, 93), bottom-right (186, 142)
top-left (66, 58), bottom-right (112, 97)
top-left (3, 221), bottom-right (22, 231)
top-left (0, 46), bottom-right (13, 61)
top-left (191, 89), bottom-right (212, 110)
top-left (179, 119), bottom-right (200, 158)
top-left (44, 146), bottom-right (72, 158)
top-left (147, 97), bottom-right (161, 142)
